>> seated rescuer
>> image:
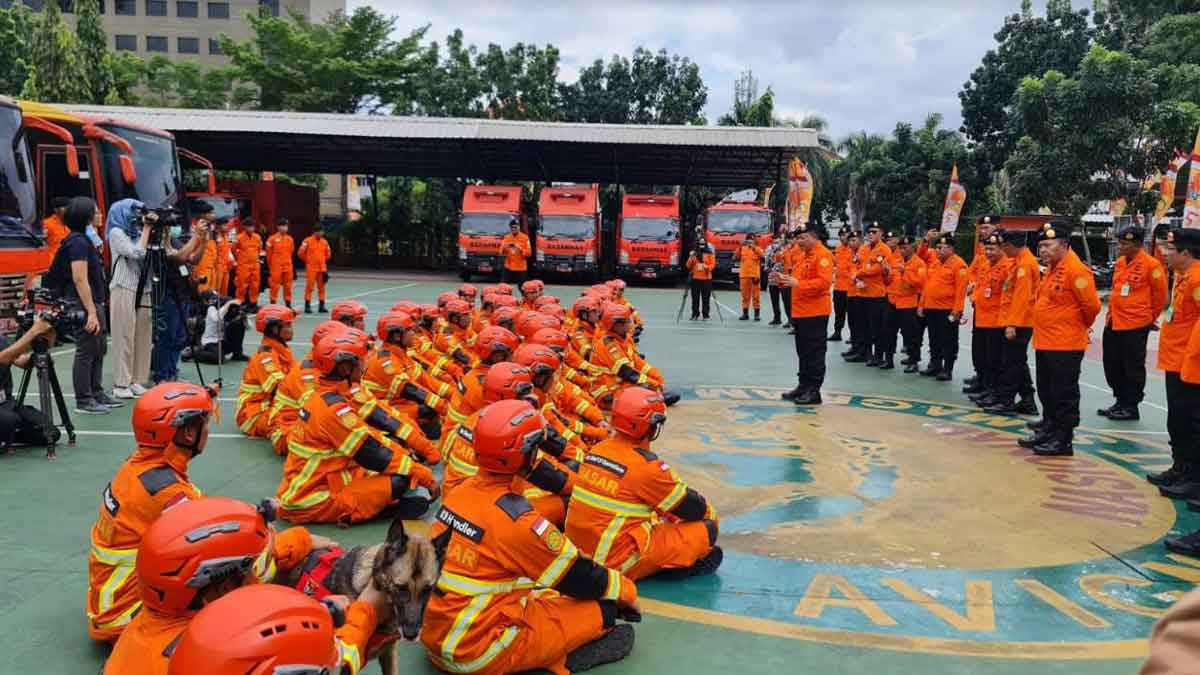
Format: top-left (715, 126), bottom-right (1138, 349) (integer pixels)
top-left (103, 496), bottom-right (335, 675)
top-left (87, 382), bottom-right (215, 643)
top-left (186, 293), bottom-right (247, 364)
top-left (422, 398), bottom-right (641, 674)
top-left (235, 304), bottom-right (296, 437)
top-left (565, 386), bottom-right (722, 580)
top-left (0, 315), bottom-right (61, 447)
top-left (277, 331), bottom-right (437, 526)
top-left (166, 583), bottom-right (388, 675)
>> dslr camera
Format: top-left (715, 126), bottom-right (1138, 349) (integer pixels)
top-left (132, 206), bottom-right (184, 239)
top-left (16, 288), bottom-right (86, 336)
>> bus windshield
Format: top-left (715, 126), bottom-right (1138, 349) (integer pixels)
top-left (460, 213), bottom-right (513, 236)
top-left (100, 125), bottom-right (182, 210)
top-left (707, 209), bottom-right (771, 235)
top-left (622, 217), bottom-right (677, 241)
top-left (0, 106), bottom-right (35, 227)
top-left (539, 215), bottom-right (593, 238)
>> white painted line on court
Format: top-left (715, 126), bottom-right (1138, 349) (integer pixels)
top-left (1080, 379), bottom-right (1168, 412)
top-left (344, 283), bottom-right (416, 299)
top-left (75, 430), bottom-right (245, 439)
top-left (1087, 429), bottom-right (1170, 435)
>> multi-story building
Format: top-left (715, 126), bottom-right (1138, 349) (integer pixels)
top-left (8, 0), bottom-right (345, 65)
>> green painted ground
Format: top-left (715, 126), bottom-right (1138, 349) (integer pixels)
top-left (0, 273), bottom-right (1169, 674)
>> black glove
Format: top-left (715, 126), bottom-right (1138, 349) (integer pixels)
top-left (451, 349), bottom-right (471, 365)
top-left (401, 381), bottom-right (425, 403)
top-left (617, 606), bottom-right (642, 623)
top-left (417, 403), bottom-right (436, 420)
top-left (539, 427), bottom-right (568, 457)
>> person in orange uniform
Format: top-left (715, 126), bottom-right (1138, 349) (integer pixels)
top-left (265, 217), bottom-right (296, 309)
top-left (829, 226), bottom-right (854, 339)
top-left (87, 382), bottom-right (214, 643)
top-left (1098, 226), bottom-right (1169, 421)
top-left (685, 239), bottom-right (716, 320)
top-left (1017, 222), bottom-right (1101, 457)
top-left (840, 230), bottom-right (867, 356)
top-left (500, 218), bottom-right (532, 286)
top-left (299, 223), bottom-right (332, 314)
top-left (166, 583), bottom-right (385, 675)
top-left (268, 320), bottom-right (349, 456)
top-left (235, 304), bottom-right (296, 438)
top-left (41, 196), bottom-right (71, 270)
top-left (965, 233), bottom-right (1011, 407)
top-left (214, 218), bottom-right (235, 295)
top-left (983, 230), bottom-right (1042, 416)
top-left (442, 361), bottom-right (537, 495)
top-left (232, 218), bottom-right (264, 310)
top-left (851, 223), bottom-right (891, 366)
top-left (278, 332), bottom-right (438, 526)
top-left (516, 343), bottom-right (605, 456)
top-left (918, 234), bottom-right (969, 380)
top-left (777, 223), bottom-right (833, 405)
top-left (885, 235), bottom-right (927, 373)
top-left (565, 386), bottom-right (720, 581)
top-left (422, 398), bottom-right (641, 674)
top-left (733, 233), bottom-right (764, 321)
top-left (876, 230), bottom-right (904, 371)
top-left (520, 279), bottom-right (542, 310)
top-left (962, 216), bottom-right (998, 396)
top-left (103, 496), bottom-right (334, 675)
top-left (363, 311), bottom-right (450, 429)
top-left (441, 324), bottom-right (520, 440)
top-left (589, 303), bottom-right (669, 408)
top-left (1147, 229), bottom-right (1200, 501)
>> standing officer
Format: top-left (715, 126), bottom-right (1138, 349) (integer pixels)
top-left (984, 230), bottom-right (1041, 416)
top-left (1018, 222), bottom-right (1100, 457)
top-left (963, 216), bottom-right (998, 395)
top-left (842, 230), bottom-right (867, 360)
top-left (1099, 226), bottom-right (1168, 421)
top-left (779, 223), bottom-right (833, 405)
top-left (764, 236), bottom-right (788, 325)
top-left (918, 234), bottom-right (968, 380)
top-left (829, 226), bottom-right (853, 341)
top-left (233, 217), bottom-right (263, 311)
top-left (500, 218), bottom-right (532, 286)
top-left (265, 218), bottom-right (296, 308)
top-left (734, 233), bottom-right (764, 321)
top-left (1148, 229), bottom-right (1200, 499)
top-left (967, 233), bottom-right (1011, 407)
top-left (885, 235), bottom-right (926, 373)
top-left (685, 238), bottom-right (716, 320)
top-left (854, 223), bottom-right (891, 366)
top-left (298, 223), bottom-right (332, 314)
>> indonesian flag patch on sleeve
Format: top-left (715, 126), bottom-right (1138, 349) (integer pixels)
top-left (531, 517), bottom-right (550, 537)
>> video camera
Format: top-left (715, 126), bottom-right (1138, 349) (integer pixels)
top-left (132, 206), bottom-right (184, 240)
top-left (16, 288), bottom-right (85, 337)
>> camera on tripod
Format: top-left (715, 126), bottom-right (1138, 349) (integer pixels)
top-left (16, 288), bottom-right (86, 337)
top-left (132, 206), bottom-right (183, 242)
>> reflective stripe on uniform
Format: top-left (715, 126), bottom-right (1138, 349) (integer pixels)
top-left (238, 412), bottom-right (261, 434)
top-left (89, 543), bottom-right (139, 624)
top-left (280, 443), bottom-right (332, 510)
top-left (337, 638), bottom-right (364, 675)
top-left (603, 568), bottom-right (622, 601)
top-left (572, 486), bottom-right (653, 517)
top-left (592, 514), bottom-right (626, 565)
top-left (535, 540), bottom-right (578, 588)
top-left (436, 571), bottom-right (536, 597)
top-left (447, 453), bottom-right (478, 478)
top-left (434, 624), bottom-right (519, 674)
top-left (656, 481), bottom-right (688, 512)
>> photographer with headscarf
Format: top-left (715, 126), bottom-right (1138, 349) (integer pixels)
top-left (106, 199), bottom-right (155, 399)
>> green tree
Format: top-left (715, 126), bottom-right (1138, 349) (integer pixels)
top-left (220, 8), bottom-right (429, 113)
top-left (0, 5), bottom-right (30, 95)
top-left (404, 29), bottom-right (485, 117)
top-left (75, 0), bottom-right (116, 104)
top-left (19, 1), bottom-right (87, 103)
top-left (560, 47), bottom-right (707, 125)
top-left (475, 42), bottom-right (562, 121)
top-left (1143, 13), bottom-right (1200, 66)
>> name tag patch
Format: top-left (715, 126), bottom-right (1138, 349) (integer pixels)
top-left (437, 506), bottom-right (486, 544)
top-left (585, 454), bottom-right (628, 477)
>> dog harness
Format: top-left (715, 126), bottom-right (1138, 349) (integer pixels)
top-left (295, 545), bottom-right (344, 601)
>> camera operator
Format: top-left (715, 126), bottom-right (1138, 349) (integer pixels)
top-left (0, 317), bottom-right (61, 446)
top-left (685, 234), bottom-right (716, 320)
top-left (41, 197), bottom-right (118, 415)
top-left (107, 199), bottom-right (155, 399)
top-left (185, 294), bottom-right (248, 364)
top-left (152, 218), bottom-right (208, 384)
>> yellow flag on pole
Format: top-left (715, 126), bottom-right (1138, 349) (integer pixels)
top-left (1184, 127), bottom-right (1200, 229)
top-left (940, 165), bottom-right (967, 233)
top-left (786, 157), bottom-right (813, 232)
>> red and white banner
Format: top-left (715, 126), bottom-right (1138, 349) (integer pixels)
top-left (940, 165), bottom-right (966, 233)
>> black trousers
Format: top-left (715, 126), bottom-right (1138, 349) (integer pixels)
top-left (0, 400), bottom-right (54, 447)
top-left (1102, 324), bottom-right (1151, 407)
top-left (976, 327), bottom-right (1004, 391)
top-left (781, 288), bottom-right (792, 322)
top-left (690, 278), bottom-right (712, 318)
top-left (1036, 349), bottom-right (1084, 442)
top-left (832, 290), bottom-right (848, 335)
top-left (768, 285), bottom-right (786, 322)
top-left (1164, 373), bottom-right (1200, 465)
top-left (72, 309), bottom-right (107, 405)
top-left (863, 297), bottom-right (887, 357)
top-left (881, 301), bottom-right (900, 353)
top-left (847, 296), bottom-right (865, 351)
top-left (996, 327), bottom-right (1034, 403)
top-left (502, 268), bottom-right (526, 286)
top-left (970, 315), bottom-right (984, 376)
top-left (894, 307), bottom-right (921, 358)
top-left (792, 315), bottom-right (829, 392)
top-left (925, 309), bottom-right (958, 368)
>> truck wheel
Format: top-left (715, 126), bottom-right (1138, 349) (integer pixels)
top-left (460, 269), bottom-right (471, 282)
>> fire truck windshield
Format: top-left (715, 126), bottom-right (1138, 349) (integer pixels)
top-left (622, 217), bottom-right (676, 241)
top-left (193, 196), bottom-right (240, 221)
top-left (539, 215), bottom-right (593, 238)
top-left (100, 125), bottom-right (182, 210)
top-left (0, 106), bottom-right (35, 227)
top-left (460, 213), bottom-right (513, 236)
top-left (707, 210), bottom-right (771, 235)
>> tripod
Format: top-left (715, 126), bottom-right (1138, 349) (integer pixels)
top-left (11, 336), bottom-right (75, 459)
top-left (674, 279), bottom-right (725, 323)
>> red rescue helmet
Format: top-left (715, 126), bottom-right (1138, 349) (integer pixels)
top-left (312, 329), bottom-right (370, 377)
top-left (392, 300), bottom-right (420, 315)
top-left (377, 311), bottom-right (416, 343)
top-left (166, 585), bottom-right (340, 675)
top-left (611, 386), bottom-right (668, 440)
top-left (534, 295), bottom-right (560, 308)
top-left (520, 280), bottom-right (539, 296)
top-left (492, 307), bottom-right (519, 330)
top-left (513, 343), bottom-right (561, 379)
top-left (539, 304), bottom-right (567, 320)
top-left (254, 304), bottom-right (295, 334)
top-left (493, 295), bottom-right (519, 308)
top-left (481, 293), bottom-right (499, 310)
top-left (444, 299), bottom-right (472, 320)
top-left (495, 282), bottom-right (514, 296)
top-left (531, 279), bottom-right (545, 290)
top-left (608, 278), bottom-right (627, 293)
top-left (311, 320), bottom-right (348, 348)
top-left (137, 496), bottom-right (271, 615)
top-left (419, 304), bottom-right (440, 325)
top-left (436, 291), bottom-right (458, 308)
top-left (483, 362), bottom-right (535, 403)
top-left (601, 302), bottom-right (632, 331)
top-left (529, 328), bottom-right (569, 353)
top-left (459, 283), bottom-right (478, 301)
top-left (474, 325), bottom-right (520, 361)
top-left (472, 399), bottom-right (544, 474)
top-left (133, 382), bottom-right (214, 450)
top-left (330, 300), bottom-right (368, 326)
top-left (523, 314), bottom-right (562, 341)
top-left (515, 310), bottom-right (544, 338)
top-left (573, 295), bottom-right (601, 318)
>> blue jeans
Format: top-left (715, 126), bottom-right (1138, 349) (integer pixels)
top-left (152, 294), bottom-right (189, 383)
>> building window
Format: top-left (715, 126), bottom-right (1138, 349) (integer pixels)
top-left (113, 0), bottom-right (134, 14)
top-left (258, 0), bottom-right (277, 15)
top-left (146, 35), bottom-right (168, 53)
top-left (208, 38), bottom-right (223, 55)
top-left (176, 0), bottom-right (195, 16)
top-left (22, 0), bottom-right (44, 9)
top-left (114, 34), bottom-right (137, 51)
top-left (145, 0), bottom-right (164, 15)
top-left (177, 37), bottom-right (199, 54)
top-left (206, 1), bottom-right (227, 18)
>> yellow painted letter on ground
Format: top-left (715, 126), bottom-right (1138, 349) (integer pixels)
top-left (794, 574), bottom-right (897, 626)
top-left (881, 578), bottom-right (995, 632)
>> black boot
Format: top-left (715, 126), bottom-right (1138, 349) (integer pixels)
top-left (1159, 468), bottom-right (1200, 500)
top-left (739, 311), bottom-right (749, 321)
top-left (962, 381), bottom-right (985, 395)
top-left (879, 353), bottom-right (895, 370)
top-left (1015, 398), bottom-right (1039, 416)
top-left (1107, 406), bottom-right (1140, 421)
top-left (769, 317), bottom-right (781, 326)
top-left (984, 399), bottom-right (1019, 415)
top-left (1026, 418), bottom-right (1048, 432)
top-left (903, 361), bottom-right (920, 374)
top-left (1164, 531), bottom-right (1200, 557)
top-left (866, 352), bottom-right (883, 367)
top-left (827, 332), bottom-right (842, 341)
top-left (1148, 462), bottom-right (1186, 487)
top-left (304, 301), bottom-right (312, 314)
top-left (1096, 403), bottom-right (1119, 418)
top-left (754, 309), bottom-right (761, 322)
top-left (919, 361), bottom-right (941, 377)
top-left (1018, 429), bottom-right (1053, 449)
top-left (565, 624), bottom-right (636, 673)
top-left (794, 390), bottom-right (822, 406)
top-left (318, 301), bottom-right (328, 313)
top-left (781, 386), bottom-right (804, 401)
top-left (845, 351), bottom-right (868, 363)
top-left (963, 376), bottom-right (978, 388)
top-left (936, 360), bottom-right (955, 381)
top-left (1033, 436), bottom-right (1074, 457)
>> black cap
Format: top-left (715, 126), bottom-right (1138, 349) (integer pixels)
top-left (977, 214), bottom-right (1001, 226)
top-left (867, 222), bottom-right (882, 232)
top-left (885, 230), bottom-right (900, 240)
top-left (276, 217), bottom-right (290, 227)
top-left (51, 196), bottom-right (70, 210)
top-left (898, 235), bottom-right (916, 246)
top-left (1116, 226), bottom-right (1145, 242)
top-left (1167, 228), bottom-right (1200, 249)
top-left (999, 229), bottom-right (1026, 245)
top-left (935, 234), bottom-right (955, 247)
top-left (1040, 221), bottom-right (1073, 241)
top-left (982, 232), bottom-right (1003, 246)
top-left (838, 225), bottom-right (851, 236)
top-left (847, 230), bottom-right (862, 240)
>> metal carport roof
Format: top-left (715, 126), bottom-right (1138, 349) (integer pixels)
top-left (56, 105), bottom-right (818, 187)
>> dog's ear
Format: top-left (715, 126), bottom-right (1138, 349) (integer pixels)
top-left (385, 517), bottom-right (408, 548)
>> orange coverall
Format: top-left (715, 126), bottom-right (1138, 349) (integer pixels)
top-left (734, 243), bottom-right (763, 311)
top-left (500, 232), bottom-right (532, 272)
top-left (87, 448), bottom-right (200, 642)
top-left (362, 347), bottom-right (451, 422)
top-left (236, 338), bottom-right (295, 438)
top-left (564, 435), bottom-right (717, 580)
top-left (233, 229), bottom-right (263, 304)
top-left (42, 213), bottom-right (69, 270)
top-left (101, 528), bottom-right (316, 675)
top-left (588, 333), bottom-right (663, 406)
top-left (422, 474), bottom-right (637, 675)
top-left (277, 381), bottom-right (434, 525)
top-left (266, 231), bottom-right (296, 304)
top-left (299, 234), bottom-right (332, 303)
top-left (412, 334), bottom-right (465, 385)
top-left (267, 358), bottom-right (319, 456)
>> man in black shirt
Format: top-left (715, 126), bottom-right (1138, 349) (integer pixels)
top-left (0, 318), bottom-right (59, 447)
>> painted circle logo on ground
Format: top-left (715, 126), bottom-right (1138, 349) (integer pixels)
top-left (640, 388), bottom-right (1196, 659)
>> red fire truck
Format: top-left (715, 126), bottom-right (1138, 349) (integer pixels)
top-left (458, 185), bottom-right (527, 281)
top-left (616, 193), bottom-right (681, 282)
top-left (535, 184), bottom-right (600, 281)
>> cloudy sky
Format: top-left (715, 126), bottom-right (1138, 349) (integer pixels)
top-left (357, 0), bottom-right (1028, 140)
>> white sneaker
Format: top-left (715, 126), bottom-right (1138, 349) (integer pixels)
top-left (130, 383), bottom-right (148, 396)
top-left (112, 387), bottom-right (135, 399)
